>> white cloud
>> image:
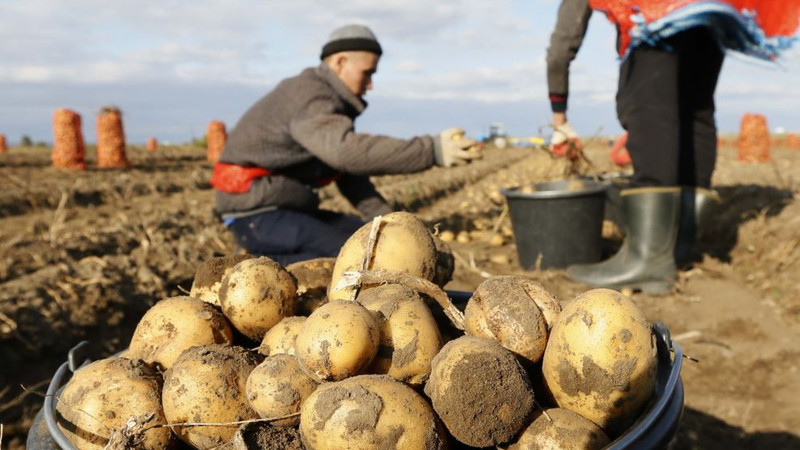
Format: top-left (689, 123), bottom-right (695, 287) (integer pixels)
top-left (0, 0), bottom-right (797, 141)
top-left (394, 60), bottom-right (422, 73)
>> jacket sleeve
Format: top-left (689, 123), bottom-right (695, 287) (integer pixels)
top-left (335, 174), bottom-right (393, 220)
top-left (546, 0), bottom-right (593, 113)
top-left (288, 97), bottom-right (436, 176)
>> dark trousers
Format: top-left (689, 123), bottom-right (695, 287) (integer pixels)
top-left (617, 27), bottom-right (725, 188)
top-left (229, 209), bottom-right (364, 266)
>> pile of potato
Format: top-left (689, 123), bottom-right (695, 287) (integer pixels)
top-left (54, 211), bottom-right (661, 450)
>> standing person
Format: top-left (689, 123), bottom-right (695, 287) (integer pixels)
top-left (212, 24), bottom-right (479, 265)
top-left (546, 0), bottom-right (800, 293)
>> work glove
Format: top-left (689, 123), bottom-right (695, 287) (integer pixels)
top-left (435, 128), bottom-right (482, 167)
top-left (550, 122), bottom-right (583, 159)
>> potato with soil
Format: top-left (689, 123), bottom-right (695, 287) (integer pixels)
top-left (220, 422), bottom-right (305, 450)
top-left (190, 254), bottom-right (253, 306)
top-left (219, 256), bottom-right (297, 341)
top-left (505, 408), bottom-right (610, 450)
top-left (356, 284), bottom-right (442, 385)
top-left (258, 316), bottom-right (306, 356)
top-left (128, 295), bottom-right (234, 370)
top-left (464, 276), bottom-right (561, 364)
top-left (432, 233), bottom-right (455, 287)
top-left (246, 353), bottom-right (318, 426)
top-left (287, 257), bottom-right (335, 315)
top-left (294, 300), bottom-right (380, 381)
top-left (300, 374), bottom-right (447, 450)
top-left (328, 212), bottom-right (438, 301)
top-left (542, 288), bottom-right (658, 436)
top-left (162, 344), bottom-right (260, 449)
top-left (425, 336), bottom-right (535, 447)
top-left (56, 357), bottom-right (174, 450)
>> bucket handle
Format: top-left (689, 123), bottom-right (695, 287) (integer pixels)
top-left (43, 340), bottom-right (93, 450)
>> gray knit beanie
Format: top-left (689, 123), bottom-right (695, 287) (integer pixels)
top-left (320, 24), bottom-right (383, 60)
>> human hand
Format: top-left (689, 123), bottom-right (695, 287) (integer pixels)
top-left (551, 122), bottom-right (582, 158)
top-left (435, 128), bottom-right (482, 167)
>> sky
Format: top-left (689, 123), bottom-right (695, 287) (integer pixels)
top-left (1, 0), bottom-right (799, 145)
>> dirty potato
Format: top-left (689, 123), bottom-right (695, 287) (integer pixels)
top-left (190, 254), bottom-right (253, 307)
top-left (56, 357), bottom-right (174, 450)
top-left (425, 336), bottom-right (535, 448)
top-left (300, 374), bottom-right (447, 450)
top-left (542, 288), bottom-right (658, 436)
top-left (246, 354), bottom-right (318, 426)
top-left (162, 344), bottom-right (260, 449)
top-left (128, 295), bottom-right (234, 370)
top-left (286, 257), bottom-right (335, 315)
top-left (464, 276), bottom-right (561, 364)
top-left (356, 284), bottom-right (442, 385)
top-left (328, 212), bottom-right (437, 301)
top-left (294, 300), bottom-right (380, 381)
top-left (505, 408), bottom-right (610, 450)
top-left (258, 316), bottom-right (306, 357)
top-left (219, 257), bottom-right (297, 341)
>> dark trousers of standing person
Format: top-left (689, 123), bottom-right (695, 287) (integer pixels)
top-left (617, 26), bottom-right (725, 189)
top-left (567, 26), bottom-right (725, 294)
top-left (229, 209), bottom-right (364, 266)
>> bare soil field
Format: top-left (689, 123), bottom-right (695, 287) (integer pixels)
top-left (1, 142), bottom-right (799, 449)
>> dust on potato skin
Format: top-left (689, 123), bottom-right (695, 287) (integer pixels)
top-left (465, 276), bottom-right (557, 364)
top-left (128, 296), bottom-right (234, 370)
top-left (302, 375), bottom-right (445, 450)
top-left (427, 336), bottom-right (535, 447)
top-left (288, 257), bottom-right (335, 316)
top-left (193, 255), bottom-right (253, 289)
top-left (221, 422), bottom-right (306, 450)
top-left (56, 357), bottom-right (173, 450)
top-left (163, 344), bottom-right (260, 448)
top-left (508, 408), bottom-right (609, 450)
top-left (543, 289), bottom-right (657, 436)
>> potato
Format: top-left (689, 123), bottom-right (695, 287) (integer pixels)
top-left (258, 316), bottom-right (306, 356)
top-left (542, 288), bottom-right (657, 436)
top-left (300, 374), bottom-right (447, 450)
top-left (220, 422), bottom-right (305, 450)
top-left (128, 295), bottom-right (234, 370)
top-left (432, 234), bottom-right (455, 287)
top-left (505, 408), bottom-right (610, 450)
top-left (328, 212), bottom-right (437, 301)
top-left (464, 276), bottom-right (561, 364)
top-left (246, 354), bottom-right (318, 426)
top-left (356, 284), bottom-right (442, 384)
top-left (219, 257), bottom-right (297, 341)
top-left (287, 257), bottom-right (335, 315)
top-left (162, 344), bottom-right (260, 449)
top-left (294, 300), bottom-right (380, 381)
top-left (56, 357), bottom-right (174, 450)
top-left (425, 336), bottom-right (535, 447)
top-left (190, 254), bottom-right (253, 306)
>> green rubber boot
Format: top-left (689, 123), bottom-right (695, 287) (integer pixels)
top-left (674, 187), bottom-right (721, 268)
top-left (567, 187), bottom-right (681, 295)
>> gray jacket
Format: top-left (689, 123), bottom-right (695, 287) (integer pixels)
top-left (216, 63), bottom-right (437, 219)
top-left (546, 0), bottom-right (593, 113)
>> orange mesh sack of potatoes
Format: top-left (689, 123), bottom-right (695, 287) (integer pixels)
top-left (52, 108), bottom-right (87, 170)
top-left (146, 137), bottom-right (158, 151)
top-left (96, 106), bottom-right (131, 168)
top-left (787, 133), bottom-right (800, 150)
top-left (207, 120), bottom-right (227, 162)
top-left (737, 113), bottom-right (771, 163)
top-left (0, 133), bottom-right (7, 154)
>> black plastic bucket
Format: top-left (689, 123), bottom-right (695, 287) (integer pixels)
top-left (503, 180), bottom-right (608, 269)
top-left (28, 292), bottom-right (684, 450)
